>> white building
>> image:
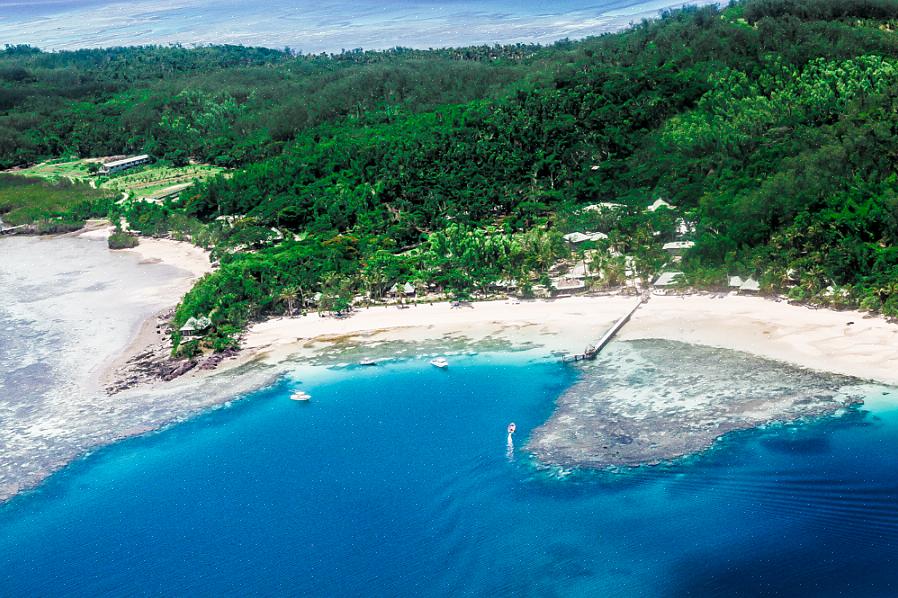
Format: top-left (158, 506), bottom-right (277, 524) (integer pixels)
top-left (739, 277), bottom-right (760, 293)
top-left (100, 154), bottom-right (150, 175)
top-left (563, 231), bottom-right (608, 244)
top-left (662, 241), bottom-right (695, 256)
top-left (647, 198), bottom-right (675, 212)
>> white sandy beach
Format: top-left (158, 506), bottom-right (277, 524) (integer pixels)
top-left (232, 293), bottom-right (898, 385)
top-left (4, 229), bottom-right (898, 501)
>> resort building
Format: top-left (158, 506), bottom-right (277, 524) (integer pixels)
top-left (728, 276), bottom-right (744, 288)
top-left (387, 282), bottom-right (417, 298)
top-left (99, 154), bottom-right (150, 175)
top-left (739, 277), bottom-right (760, 293)
top-left (552, 277), bottom-right (587, 292)
top-left (662, 241), bottom-right (695, 256)
top-left (563, 231), bottom-right (608, 244)
top-left (179, 316), bottom-right (212, 337)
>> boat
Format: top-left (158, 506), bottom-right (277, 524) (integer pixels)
top-left (359, 358), bottom-right (378, 366)
top-left (430, 357), bottom-right (449, 369)
top-left (290, 390), bottom-right (311, 401)
top-left (507, 422), bottom-right (516, 434)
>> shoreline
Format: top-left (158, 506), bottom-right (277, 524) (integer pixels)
top-left (212, 292), bottom-right (898, 386)
top-left (6, 226), bottom-right (898, 500)
top-left (74, 222), bottom-right (214, 390)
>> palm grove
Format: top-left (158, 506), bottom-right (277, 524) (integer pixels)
top-left (3, 0), bottom-right (898, 353)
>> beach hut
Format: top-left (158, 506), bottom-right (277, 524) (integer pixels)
top-left (553, 277), bottom-right (586, 292)
top-left (387, 283), bottom-right (399, 297)
top-left (739, 277), bottom-right (760, 293)
top-left (653, 271), bottom-right (684, 287)
top-left (728, 276), bottom-right (744, 289)
top-left (402, 282), bottom-right (416, 296)
top-left (305, 292), bottom-right (322, 306)
top-left (180, 315), bottom-right (212, 337)
top-left (492, 278), bottom-right (518, 290)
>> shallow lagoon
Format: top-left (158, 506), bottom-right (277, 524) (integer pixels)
top-left (1, 354), bottom-right (896, 596)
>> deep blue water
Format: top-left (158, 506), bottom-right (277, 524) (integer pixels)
top-left (1, 354), bottom-right (897, 596)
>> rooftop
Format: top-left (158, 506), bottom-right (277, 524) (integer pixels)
top-left (103, 154), bottom-right (150, 168)
top-left (647, 198), bottom-right (675, 212)
top-left (654, 271), bottom-right (684, 287)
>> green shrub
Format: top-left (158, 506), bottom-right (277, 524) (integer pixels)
top-left (108, 231), bottom-right (139, 250)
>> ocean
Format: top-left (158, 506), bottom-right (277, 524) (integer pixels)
top-left (0, 353), bottom-right (896, 596)
top-left (0, 0), bottom-right (721, 52)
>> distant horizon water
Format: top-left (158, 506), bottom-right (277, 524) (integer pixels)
top-left (0, 0), bottom-right (722, 53)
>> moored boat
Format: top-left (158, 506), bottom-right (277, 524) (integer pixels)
top-left (430, 357), bottom-right (449, 369)
top-left (290, 390), bottom-right (311, 401)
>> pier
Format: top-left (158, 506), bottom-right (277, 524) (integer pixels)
top-left (562, 295), bottom-right (647, 363)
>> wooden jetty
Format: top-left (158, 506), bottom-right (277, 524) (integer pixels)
top-left (562, 296), bottom-right (647, 363)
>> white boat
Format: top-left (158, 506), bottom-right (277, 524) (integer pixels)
top-left (290, 390), bottom-right (311, 401)
top-left (430, 357), bottom-right (449, 369)
top-left (359, 358), bottom-right (378, 366)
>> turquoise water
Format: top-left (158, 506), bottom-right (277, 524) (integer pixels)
top-left (1, 354), bottom-right (897, 596)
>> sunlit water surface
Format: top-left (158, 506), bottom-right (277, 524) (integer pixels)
top-left (0, 0), bottom-right (721, 52)
top-left (1, 355), bottom-right (896, 596)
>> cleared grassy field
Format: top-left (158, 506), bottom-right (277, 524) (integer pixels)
top-left (0, 174), bottom-right (115, 226)
top-left (99, 164), bottom-right (225, 201)
top-left (11, 160), bottom-right (226, 202)
top-left (11, 158), bottom-right (99, 182)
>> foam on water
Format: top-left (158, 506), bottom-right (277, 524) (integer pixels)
top-left (0, 0), bottom-right (722, 52)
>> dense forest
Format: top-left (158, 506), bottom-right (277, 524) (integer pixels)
top-left (5, 0), bottom-right (898, 353)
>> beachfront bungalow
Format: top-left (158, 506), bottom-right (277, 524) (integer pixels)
top-left (728, 276), bottom-right (744, 289)
top-left (492, 278), bottom-right (518, 291)
top-left (180, 315), bottom-right (212, 338)
top-left (387, 282), bottom-right (416, 298)
top-left (653, 271), bottom-right (684, 287)
top-left (563, 231), bottom-right (608, 245)
top-left (647, 198), bottom-right (675, 212)
top-left (552, 277), bottom-right (586, 292)
top-left (739, 277), bottom-right (760, 293)
top-left (99, 154), bottom-right (150, 175)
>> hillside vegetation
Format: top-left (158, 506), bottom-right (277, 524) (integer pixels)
top-left (4, 0), bottom-right (898, 352)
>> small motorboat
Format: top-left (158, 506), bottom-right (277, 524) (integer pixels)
top-left (507, 422), bottom-right (516, 434)
top-left (430, 357), bottom-right (449, 369)
top-left (359, 358), bottom-right (378, 366)
top-left (290, 390), bottom-right (311, 401)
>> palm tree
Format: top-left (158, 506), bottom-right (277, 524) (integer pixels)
top-left (278, 286), bottom-right (299, 316)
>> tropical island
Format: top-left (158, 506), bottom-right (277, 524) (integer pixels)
top-left (3, 0), bottom-right (898, 480)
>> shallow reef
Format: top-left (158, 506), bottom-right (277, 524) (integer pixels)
top-left (528, 339), bottom-right (866, 468)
